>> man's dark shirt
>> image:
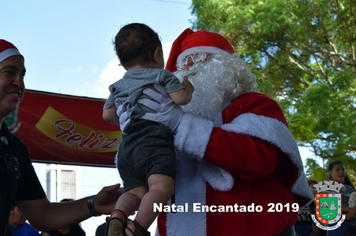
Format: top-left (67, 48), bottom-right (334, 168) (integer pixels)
top-left (0, 123), bottom-right (46, 235)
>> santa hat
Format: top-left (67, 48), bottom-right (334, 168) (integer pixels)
top-left (166, 28), bottom-right (235, 72)
top-left (0, 39), bottom-right (23, 64)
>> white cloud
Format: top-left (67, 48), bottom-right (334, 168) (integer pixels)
top-left (87, 42), bottom-right (173, 99)
top-left (89, 57), bottom-right (126, 99)
top-left (91, 66), bottom-right (98, 74)
top-left (163, 42), bottom-right (172, 65)
top-left (61, 66), bottom-right (83, 74)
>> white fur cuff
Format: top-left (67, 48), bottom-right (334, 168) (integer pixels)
top-left (174, 112), bottom-right (214, 159)
top-left (201, 160), bottom-right (234, 191)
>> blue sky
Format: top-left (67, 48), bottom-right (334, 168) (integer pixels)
top-left (2, 1), bottom-right (193, 235)
top-left (2, 0), bottom-right (193, 99)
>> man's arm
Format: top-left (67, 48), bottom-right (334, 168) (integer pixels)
top-left (17, 197), bottom-right (89, 230)
top-left (16, 184), bottom-right (123, 230)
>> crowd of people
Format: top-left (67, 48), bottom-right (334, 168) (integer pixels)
top-left (293, 160), bottom-right (356, 236)
top-left (1, 22), bottom-right (355, 236)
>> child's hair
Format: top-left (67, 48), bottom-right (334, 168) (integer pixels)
top-left (114, 23), bottom-right (162, 68)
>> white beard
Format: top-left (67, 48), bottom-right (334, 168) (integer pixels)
top-left (174, 57), bottom-right (242, 120)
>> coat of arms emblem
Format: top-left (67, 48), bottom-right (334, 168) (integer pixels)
top-left (311, 181), bottom-right (346, 230)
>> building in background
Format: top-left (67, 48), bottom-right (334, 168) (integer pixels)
top-left (45, 164), bottom-right (81, 202)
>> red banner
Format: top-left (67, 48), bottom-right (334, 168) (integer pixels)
top-left (6, 89), bottom-right (121, 167)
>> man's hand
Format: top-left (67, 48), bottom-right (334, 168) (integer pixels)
top-left (94, 183), bottom-right (123, 215)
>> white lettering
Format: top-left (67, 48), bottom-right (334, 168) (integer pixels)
top-left (153, 203), bottom-right (162, 212)
top-left (156, 202), bottom-right (265, 212)
top-left (153, 203), bottom-right (189, 212)
top-left (193, 203), bottom-right (201, 212)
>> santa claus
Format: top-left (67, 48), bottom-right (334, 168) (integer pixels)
top-left (126, 29), bottom-right (313, 236)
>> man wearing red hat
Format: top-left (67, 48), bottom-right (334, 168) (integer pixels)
top-left (122, 29), bottom-right (314, 235)
top-left (0, 39), bottom-right (123, 235)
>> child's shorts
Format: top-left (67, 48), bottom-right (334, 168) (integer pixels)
top-left (116, 121), bottom-right (176, 192)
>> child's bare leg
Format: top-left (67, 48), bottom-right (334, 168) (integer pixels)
top-left (106, 186), bottom-right (148, 236)
top-left (111, 186), bottom-right (148, 219)
top-left (130, 174), bottom-right (174, 230)
top-left (106, 187), bottom-right (147, 236)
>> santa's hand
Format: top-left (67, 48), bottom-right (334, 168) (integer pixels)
top-left (139, 84), bottom-right (183, 132)
top-left (115, 98), bottom-right (132, 132)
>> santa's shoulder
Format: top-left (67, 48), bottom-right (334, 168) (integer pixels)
top-left (234, 92), bottom-right (278, 104)
top-left (223, 92), bottom-right (287, 124)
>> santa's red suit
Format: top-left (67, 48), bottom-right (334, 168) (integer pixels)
top-left (155, 29), bottom-right (313, 236)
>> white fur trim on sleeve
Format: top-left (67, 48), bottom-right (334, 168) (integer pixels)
top-left (201, 160), bottom-right (234, 191)
top-left (174, 112), bottom-right (234, 191)
top-left (222, 113), bottom-right (313, 201)
top-left (174, 112), bottom-right (214, 159)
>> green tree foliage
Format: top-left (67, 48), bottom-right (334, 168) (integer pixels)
top-left (305, 159), bottom-right (328, 182)
top-left (190, 0), bottom-right (356, 182)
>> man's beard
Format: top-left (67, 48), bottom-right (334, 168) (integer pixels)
top-left (174, 57), bottom-right (242, 120)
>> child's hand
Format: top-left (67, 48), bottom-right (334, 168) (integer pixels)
top-left (182, 76), bottom-right (194, 92)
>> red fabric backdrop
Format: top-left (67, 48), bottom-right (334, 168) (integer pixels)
top-left (7, 89), bottom-right (121, 167)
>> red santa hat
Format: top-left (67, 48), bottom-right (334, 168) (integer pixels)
top-left (0, 39), bottom-right (23, 64)
top-left (166, 28), bottom-right (235, 72)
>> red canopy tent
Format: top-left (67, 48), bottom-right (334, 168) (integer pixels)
top-left (6, 89), bottom-right (121, 167)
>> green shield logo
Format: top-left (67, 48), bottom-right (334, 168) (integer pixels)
top-left (319, 197), bottom-right (338, 221)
